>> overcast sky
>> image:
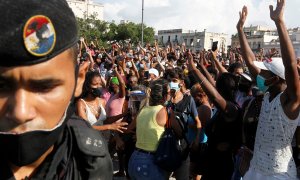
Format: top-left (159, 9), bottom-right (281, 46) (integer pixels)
top-left (95, 0), bottom-right (300, 35)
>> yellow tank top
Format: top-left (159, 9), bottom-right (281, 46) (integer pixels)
top-left (136, 105), bottom-right (165, 152)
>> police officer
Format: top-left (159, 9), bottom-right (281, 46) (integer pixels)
top-left (0, 0), bottom-right (113, 179)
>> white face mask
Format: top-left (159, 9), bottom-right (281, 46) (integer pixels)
top-left (169, 82), bottom-right (180, 92)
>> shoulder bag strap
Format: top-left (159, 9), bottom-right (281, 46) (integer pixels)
top-left (242, 98), bottom-right (255, 144)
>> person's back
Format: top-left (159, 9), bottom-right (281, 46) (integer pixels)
top-left (128, 79), bottom-right (169, 180)
top-left (0, 0), bottom-right (112, 179)
top-left (135, 105), bottom-right (165, 151)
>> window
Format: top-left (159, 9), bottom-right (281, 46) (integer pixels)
top-left (197, 39), bottom-right (201, 46)
top-left (168, 36), bottom-right (171, 42)
top-left (190, 39), bottom-right (194, 46)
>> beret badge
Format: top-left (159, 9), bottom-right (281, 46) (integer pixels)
top-left (23, 15), bottom-right (56, 57)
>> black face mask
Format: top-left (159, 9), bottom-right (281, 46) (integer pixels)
top-left (91, 87), bottom-right (102, 97)
top-left (109, 86), bottom-right (115, 93)
top-left (0, 102), bottom-right (75, 166)
top-left (0, 65), bottom-right (79, 167)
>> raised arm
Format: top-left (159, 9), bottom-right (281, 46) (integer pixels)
top-left (114, 67), bottom-right (126, 98)
top-left (210, 51), bottom-right (228, 74)
top-left (270, 0), bottom-right (300, 117)
top-left (198, 52), bottom-right (216, 87)
top-left (130, 59), bottom-right (140, 79)
top-left (237, 6), bottom-right (260, 78)
top-left (187, 53), bottom-right (238, 119)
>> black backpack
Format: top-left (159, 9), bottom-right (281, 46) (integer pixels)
top-left (154, 107), bottom-right (189, 171)
top-left (168, 94), bottom-right (192, 136)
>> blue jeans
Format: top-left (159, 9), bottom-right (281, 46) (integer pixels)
top-left (128, 150), bottom-right (167, 180)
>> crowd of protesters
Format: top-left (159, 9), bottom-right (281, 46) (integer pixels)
top-left (73, 1), bottom-right (300, 180)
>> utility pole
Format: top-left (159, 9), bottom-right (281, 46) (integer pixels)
top-left (141, 0), bottom-right (144, 47)
top-left (86, 0), bottom-right (89, 19)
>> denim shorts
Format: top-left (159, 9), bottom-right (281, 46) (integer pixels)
top-left (128, 150), bottom-right (167, 180)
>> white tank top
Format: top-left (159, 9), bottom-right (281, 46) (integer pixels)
top-left (250, 92), bottom-right (300, 178)
top-left (80, 99), bottom-right (107, 125)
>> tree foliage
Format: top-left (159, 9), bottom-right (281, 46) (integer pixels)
top-left (77, 15), bottom-right (155, 48)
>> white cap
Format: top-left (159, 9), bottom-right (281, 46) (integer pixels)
top-left (253, 58), bottom-right (285, 80)
top-left (149, 68), bottom-right (159, 77)
top-left (241, 73), bottom-right (252, 82)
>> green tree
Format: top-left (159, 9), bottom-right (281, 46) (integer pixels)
top-left (76, 15), bottom-right (155, 48)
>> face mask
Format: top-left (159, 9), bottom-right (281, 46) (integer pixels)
top-left (0, 65), bottom-right (79, 166)
top-left (109, 86), bottom-right (115, 92)
top-left (91, 87), bottom-right (102, 97)
top-left (0, 102), bottom-right (74, 166)
top-left (169, 82), bottom-right (180, 92)
top-left (256, 75), bottom-right (268, 93)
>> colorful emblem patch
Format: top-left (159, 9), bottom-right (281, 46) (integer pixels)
top-left (23, 15), bottom-right (56, 57)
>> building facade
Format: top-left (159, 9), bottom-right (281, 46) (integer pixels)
top-left (231, 25), bottom-right (278, 52)
top-left (264, 28), bottom-right (300, 57)
top-left (232, 26), bottom-right (300, 57)
top-left (157, 29), bottom-right (228, 53)
top-left (67, 0), bottom-right (104, 20)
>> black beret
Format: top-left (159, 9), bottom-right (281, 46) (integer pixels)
top-left (0, 0), bottom-right (78, 67)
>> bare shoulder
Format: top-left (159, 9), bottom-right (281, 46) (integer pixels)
top-left (77, 98), bottom-right (85, 107)
top-left (156, 106), bottom-right (167, 127)
top-left (280, 91), bottom-right (300, 120)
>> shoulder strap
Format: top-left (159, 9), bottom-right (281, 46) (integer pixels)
top-left (242, 98), bottom-right (254, 121)
top-left (67, 116), bottom-right (108, 157)
top-left (80, 98), bottom-right (88, 106)
top-left (242, 98), bottom-right (255, 144)
top-left (177, 94), bottom-right (192, 111)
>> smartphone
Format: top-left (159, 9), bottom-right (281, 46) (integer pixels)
top-left (144, 71), bottom-right (149, 79)
top-left (212, 41), bottom-right (218, 51)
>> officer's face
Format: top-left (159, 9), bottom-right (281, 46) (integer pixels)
top-left (0, 49), bottom-right (86, 133)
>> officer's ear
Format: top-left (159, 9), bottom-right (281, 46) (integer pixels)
top-left (74, 61), bottom-right (90, 97)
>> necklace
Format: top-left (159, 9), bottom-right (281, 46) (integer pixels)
top-left (86, 101), bottom-right (100, 117)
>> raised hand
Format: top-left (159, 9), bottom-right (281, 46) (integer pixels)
top-left (187, 51), bottom-right (196, 71)
top-left (237, 6), bottom-right (248, 30)
top-left (269, 0), bottom-right (285, 23)
top-left (199, 51), bottom-right (205, 66)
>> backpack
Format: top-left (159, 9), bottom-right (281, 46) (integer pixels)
top-left (154, 108), bottom-right (189, 171)
top-left (167, 94), bottom-right (192, 136)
